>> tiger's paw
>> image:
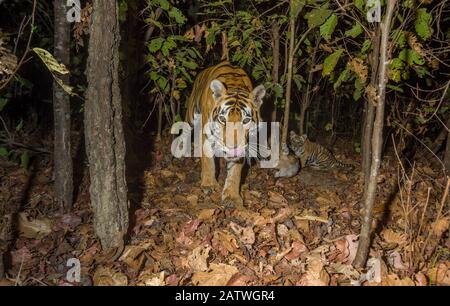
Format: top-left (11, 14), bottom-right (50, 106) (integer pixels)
top-left (201, 180), bottom-right (220, 195)
top-left (221, 192), bottom-right (244, 210)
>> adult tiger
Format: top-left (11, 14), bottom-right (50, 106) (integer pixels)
top-left (185, 61), bottom-right (266, 208)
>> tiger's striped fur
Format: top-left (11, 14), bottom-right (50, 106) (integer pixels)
top-left (185, 61), bottom-right (266, 208)
top-left (289, 131), bottom-right (354, 171)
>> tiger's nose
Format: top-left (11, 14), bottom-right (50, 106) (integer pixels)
top-left (225, 146), bottom-right (244, 158)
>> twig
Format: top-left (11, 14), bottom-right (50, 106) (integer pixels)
top-left (0, 0), bottom-right (37, 91)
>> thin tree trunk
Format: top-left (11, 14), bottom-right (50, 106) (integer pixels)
top-left (85, 0), bottom-right (129, 251)
top-left (271, 21), bottom-right (280, 123)
top-left (53, 0), bottom-right (73, 211)
top-left (354, 0), bottom-right (397, 268)
top-left (361, 27), bottom-right (381, 183)
top-left (299, 35), bottom-right (320, 135)
top-left (445, 126), bottom-right (450, 174)
top-left (281, 18), bottom-right (295, 151)
top-left (157, 94), bottom-right (163, 141)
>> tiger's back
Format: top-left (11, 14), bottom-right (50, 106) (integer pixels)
top-left (289, 131), bottom-right (354, 171)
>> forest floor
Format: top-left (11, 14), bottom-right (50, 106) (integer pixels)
top-left (0, 134), bottom-right (449, 286)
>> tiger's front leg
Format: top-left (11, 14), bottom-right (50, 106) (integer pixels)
top-left (222, 161), bottom-right (244, 208)
top-left (200, 155), bottom-right (219, 194)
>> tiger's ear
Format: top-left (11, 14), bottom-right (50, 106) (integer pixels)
top-left (290, 130), bottom-right (297, 138)
top-left (210, 79), bottom-right (226, 102)
top-left (300, 134), bottom-right (308, 141)
top-left (251, 85), bottom-right (266, 108)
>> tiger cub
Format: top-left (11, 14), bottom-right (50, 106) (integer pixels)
top-left (289, 131), bottom-right (354, 171)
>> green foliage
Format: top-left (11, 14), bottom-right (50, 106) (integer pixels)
top-left (322, 49), bottom-right (344, 76)
top-left (290, 0), bottom-right (306, 18)
top-left (0, 147), bottom-right (8, 157)
top-left (0, 97), bottom-right (8, 112)
top-left (20, 151), bottom-right (29, 169)
top-left (305, 6), bottom-right (332, 29)
top-left (320, 14), bottom-right (338, 41)
top-left (353, 77), bottom-right (364, 101)
top-left (345, 23), bottom-right (363, 38)
top-left (415, 8), bottom-right (433, 41)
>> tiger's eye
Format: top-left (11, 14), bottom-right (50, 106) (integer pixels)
top-left (243, 118), bottom-right (251, 125)
top-left (219, 115), bottom-right (226, 124)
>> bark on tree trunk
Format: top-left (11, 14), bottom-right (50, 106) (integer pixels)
top-left (85, 0), bottom-right (129, 251)
top-left (354, 0), bottom-right (397, 268)
top-left (299, 35), bottom-right (320, 135)
top-left (281, 18), bottom-right (295, 152)
top-left (53, 0), bottom-right (73, 211)
top-left (445, 126), bottom-right (450, 175)
top-left (271, 21), bottom-right (280, 123)
top-left (361, 27), bottom-right (381, 184)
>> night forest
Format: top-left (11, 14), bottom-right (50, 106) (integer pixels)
top-left (0, 0), bottom-right (449, 286)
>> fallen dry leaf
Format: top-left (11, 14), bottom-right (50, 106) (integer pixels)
top-left (93, 267), bottom-right (128, 286)
top-left (191, 263), bottom-right (238, 286)
top-left (187, 245), bottom-right (211, 272)
top-left (18, 212), bottom-right (53, 239)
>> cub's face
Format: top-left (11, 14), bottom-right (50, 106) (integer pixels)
top-left (208, 79), bottom-right (265, 162)
top-left (289, 131), bottom-right (308, 156)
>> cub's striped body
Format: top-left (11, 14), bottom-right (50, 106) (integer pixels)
top-left (289, 131), bottom-right (353, 171)
top-left (186, 61), bottom-right (266, 207)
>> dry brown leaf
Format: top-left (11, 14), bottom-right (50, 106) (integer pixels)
top-left (212, 230), bottom-right (239, 256)
top-left (382, 274), bottom-right (415, 286)
top-left (191, 263), bottom-right (238, 286)
top-left (297, 257), bottom-right (330, 286)
top-left (18, 212), bottom-right (53, 239)
top-left (187, 245), bottom-right (211, 272)
top-left (93, 267), bottom-right (128, 286)
top-left (197, 208), bottom-right (215, 220)
top-left (428, 263), bottom-right (450, 286)
top-left (137, 271), bottom-right (165, 286)
top-left (268, 191), bottom-right (288, 206)
top-left (230, 222), bottom-right (255, 246)
top-left (381, 228), bottom-right (407, 246)
top-left (119, 245), bottom-right (146, 271)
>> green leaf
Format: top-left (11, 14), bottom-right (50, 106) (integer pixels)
top-left (386, 84), bottom-right (404, 93)
top-left (20, 152), bottom-right (30, 169)
top-left (320, 14), bottom-right (338, 41)
top-left (398, 49), bottom-right (425, 66)
top-left (322, 49), bottom-right (344, 76)
top-left (148, 38), bottom-right (164, 53)
top-left (355, 0), bottom-right (364, 12)
top-left (324, 122), bottom-right (333, 131)
top-left (345, 23), bottom-right (363, 38)
top-left (0, 147), bottom-right (8, 157)
top-left (361, 39), bottom-right (372, 54)
top-left (305, 7), bottom-right (332, 29)
top-left (290, 0), bottom-right (306, 19)
top-left (158, 0), bottom-right (170, 10)
top-left (118, 0), bottom-right (128, 23)
top-left (334, 68), bottom-right (352, 90)
top-left (415, 8), bottom-right (433, 41)
top-left (353, 77), bottom-right (364, 101)
top-left (0, 98), bottom-right (8, 112)
top-left (169, 7), bottom-right (186, 24)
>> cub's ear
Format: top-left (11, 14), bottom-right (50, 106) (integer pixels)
top-left (251, 85), bottom-right (266, 108)
top-left (300, 134), bottom-right (308, 141)
top-left (210, 79), bottom-right (226, 102)
top-left (289, 130), bottom-right (297, 138)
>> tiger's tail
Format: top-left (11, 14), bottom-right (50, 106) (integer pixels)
top-left (335, 160), bottom-right (354, 170)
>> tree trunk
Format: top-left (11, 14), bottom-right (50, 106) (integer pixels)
top-left (361, 27), bottom-right (381, 184)
top-left (299, 35), bottom-right (320, 135)
top-left (354, 0), bottom-right (397, 268)
top-left (445, 126), bottom-right (450, 175)
top-left (53, 0), bottom-right (73, 211)
top-left (281, 18), bottom-right (295, 152)
top-left (271, 21), bottom-right (280, 123)
top-left (85, 0), bottom-right (129, 251)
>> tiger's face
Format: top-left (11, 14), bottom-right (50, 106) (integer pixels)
top-left (289, 131), bottom-right (308, 157)
top-left (208, 79), bottom-right (266, 162)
